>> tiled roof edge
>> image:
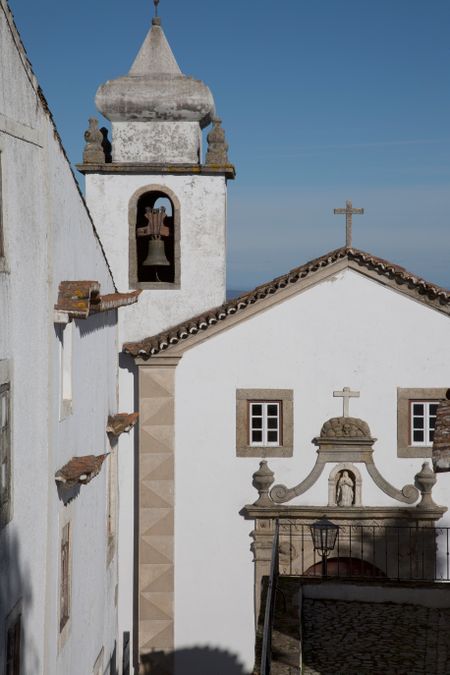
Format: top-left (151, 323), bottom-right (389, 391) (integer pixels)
top-left (55, 281), bottom-right (140, 319)
top-left (123, 247), bottom-right (450, 359)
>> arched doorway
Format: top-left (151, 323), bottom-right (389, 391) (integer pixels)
top-left (304, 556), bottom-right (386, 579)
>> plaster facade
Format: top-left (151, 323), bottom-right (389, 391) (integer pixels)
top-left (111, 121), bottom-right (202, 164)
top-left (170, 268), bottom-right (450, 671)
top-left (0, 2), bottom-right (119, 673)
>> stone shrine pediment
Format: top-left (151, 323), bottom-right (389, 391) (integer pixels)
top-left (320, 416), bottom-right (370, 439)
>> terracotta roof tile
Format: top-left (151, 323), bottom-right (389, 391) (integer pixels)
top-left (106, 413), bottom-right (139, 436)
top-left (123, 247), bottom-right (450, 359)
top-left (55, 454), bottom-right (108, 487)
top-left (55, 281), bottom-right (140, 319)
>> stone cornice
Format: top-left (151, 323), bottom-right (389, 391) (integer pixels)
top-left (241, 505), bottom-right (447, 522)
top-left (76, 162), bottom-right (236, 179)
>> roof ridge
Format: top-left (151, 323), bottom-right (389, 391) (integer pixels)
top-left (123, 247), bottom-right (450, 359)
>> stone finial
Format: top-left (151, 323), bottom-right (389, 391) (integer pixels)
top-left (432, 390), bottom-right (450, 472)
top-left (206, 118), bottom-right (230, 165)
top-left (252, 461), bottom-right (274, 507)
top-left (83, 118), bottom-right (105, 164)
top-left (415, 462), bottom-right (438, 509)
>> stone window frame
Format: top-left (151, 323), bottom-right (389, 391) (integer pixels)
top-left (59, 520), bottom-right (72, 647)
top-left (106, 440), bottom-right (118, 566)
top-left (397, 388), bottom-right (447, 458)
top-left (0, 359), bottom-right (12, 528)
top-left (59, 321), bottom-right (74, 420)
top-left (236, 389), bottom-right (293, 457)
top-left (128, 183), bottom-right (181, 290)
top-left (0, 146), bottom-right (8, 274)
top-left (0, 149), bottom-right (4, 260)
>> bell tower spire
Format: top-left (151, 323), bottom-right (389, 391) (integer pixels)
top-left (79, 7), bottom-right (235, 341)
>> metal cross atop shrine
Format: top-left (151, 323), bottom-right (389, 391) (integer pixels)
top-left (333, 386), bottom-right (360, 417)
top-left (333, 200), bottom-right (364, 247)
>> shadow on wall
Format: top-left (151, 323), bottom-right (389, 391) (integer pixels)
top-left (0, 529), bottom-right (38, 672)
top-left (140, 647), bottom-right (248, 675)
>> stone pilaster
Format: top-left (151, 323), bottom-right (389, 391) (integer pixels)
top-left (138, 357), bottom-right (181, 670)
top-left (251, 518), bottom-right (276, 623)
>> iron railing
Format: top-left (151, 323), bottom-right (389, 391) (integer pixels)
top-left (261, 519), bottom-right (280, 675)
top-left (277, 523), bottom-right (450, 582)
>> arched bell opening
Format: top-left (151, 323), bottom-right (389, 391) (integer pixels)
top-left (136, 192), bottom-right (174, 283)
top-left (128, 184), bottom-right (181, 289)
top-left (304, 557), bottom-right (386, 579)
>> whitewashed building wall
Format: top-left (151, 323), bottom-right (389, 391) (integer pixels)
top-left (173, 268), bottom-right (450, 671)
top-left (0, 2), bottom-right (119, 673)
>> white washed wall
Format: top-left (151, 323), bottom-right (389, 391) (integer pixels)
top-left (85, 172), bottom-right (227, 341)
top-left (174, 268), bottom-right (450, 671)
top-left (0, 2), bottom-right (118, 673)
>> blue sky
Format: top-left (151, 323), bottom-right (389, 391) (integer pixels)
top-left (8, 0), bottom-right (450, 289)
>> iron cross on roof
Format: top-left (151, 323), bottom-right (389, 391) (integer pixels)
top-left (333, 200), bottom-right (364, 248)
top-left (333, 386), bottom-right (360, 417)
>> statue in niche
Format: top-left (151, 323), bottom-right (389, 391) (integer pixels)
top-left (336, 470), bottom-right (355, 507)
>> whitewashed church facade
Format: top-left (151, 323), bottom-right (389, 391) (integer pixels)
top-left (79, 8), bottom-right (450, 675)
top-left (2, 1), bottom-right (450, 674)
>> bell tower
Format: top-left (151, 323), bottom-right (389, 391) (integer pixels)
top-left (78, 7), bottom-right (235, 342)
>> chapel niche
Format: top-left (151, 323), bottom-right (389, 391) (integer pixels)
top-left (328, 463), bottom-right (362, 507)
top-left (135, 191), bottom-right (175, 284)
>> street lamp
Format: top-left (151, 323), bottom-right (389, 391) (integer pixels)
top-left (310, 516), bottom-right (339, 577)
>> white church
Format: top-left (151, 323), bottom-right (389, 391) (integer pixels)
top-left (2, 0), bottom-right (450, 673)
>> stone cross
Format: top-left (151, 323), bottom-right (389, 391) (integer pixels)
top-left (333, 200), bottom-right (364, 247)
top-left (333, 386), bottom-right (360, 417)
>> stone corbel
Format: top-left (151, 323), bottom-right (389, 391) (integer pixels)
top-left (107, 412), bottom-right (139, 437)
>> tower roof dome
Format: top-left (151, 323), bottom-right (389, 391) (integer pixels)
top-left (96, 19), bottom-right (215, 128)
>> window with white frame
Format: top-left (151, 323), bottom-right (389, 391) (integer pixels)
top-left (236, 389), bottom-right (293, 457)
top-left (410, 401), bottom-right (439, 446)
top-left (249, 401), bottom-right (281, 446)
top-left (397, 387), bottom-right (446, 458)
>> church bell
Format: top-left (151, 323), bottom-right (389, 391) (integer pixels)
top-left (143, 236), bottom-right (170, 267)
